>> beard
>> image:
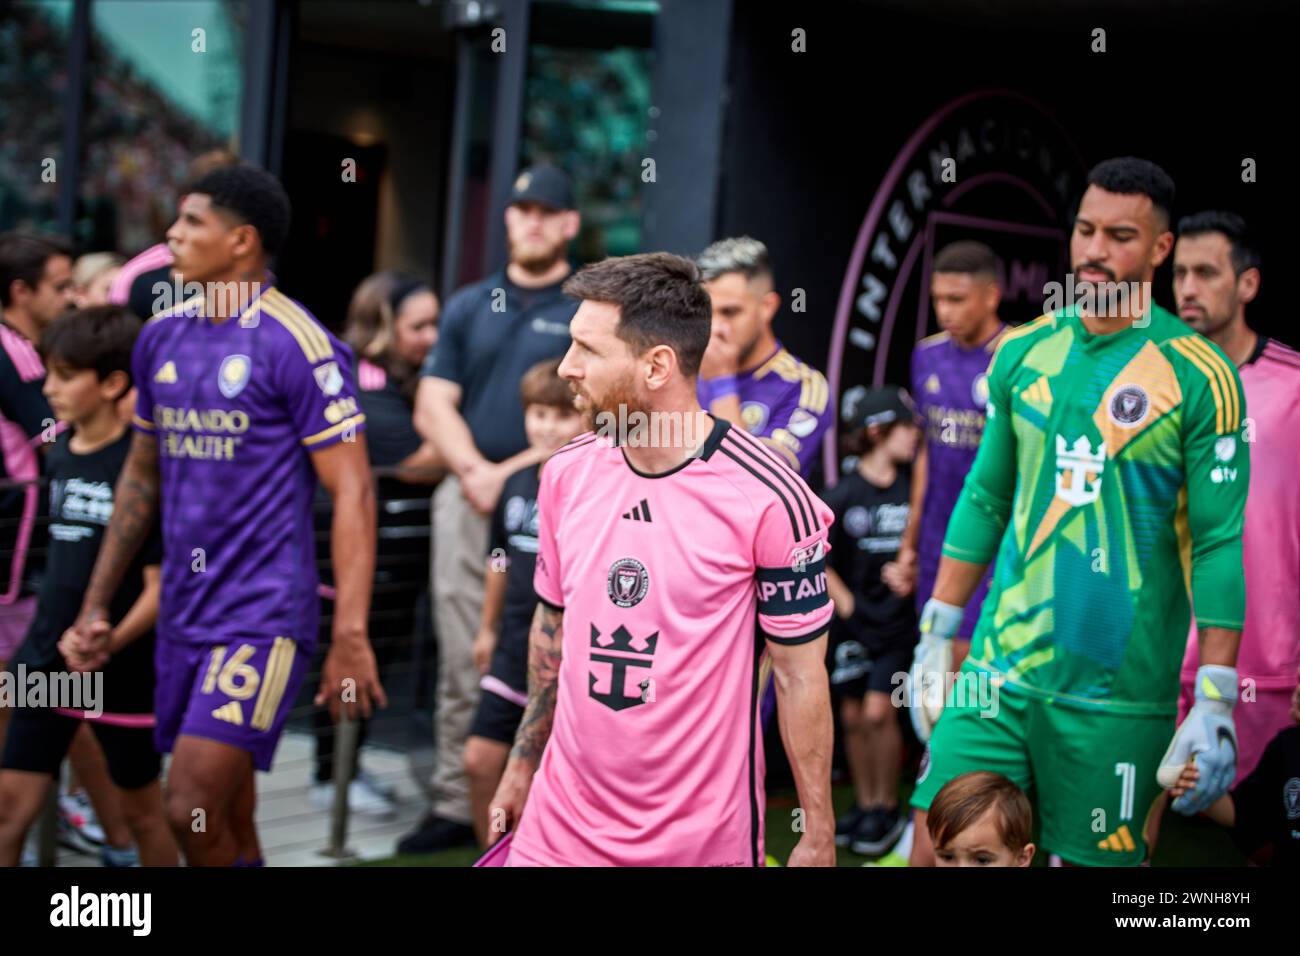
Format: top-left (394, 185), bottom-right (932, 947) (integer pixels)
top-left (509, 235), bottom-right (567, 274)
top-left (573, 371), bottom-right (642, 438)
top-left (1180, 301), bottom-right (1234, 337)
top-left (1071, 260), bottom-right (1150, 318)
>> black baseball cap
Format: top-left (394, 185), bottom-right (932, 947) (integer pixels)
top-left (841, 385), bottom-right (920, 430)
top-left (508, 165), bottom-right (574, 211)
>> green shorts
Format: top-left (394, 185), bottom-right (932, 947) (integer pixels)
top-left (909, 662), bottom-right (1174, 867)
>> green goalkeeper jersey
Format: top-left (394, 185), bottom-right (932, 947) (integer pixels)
top-left (943, 303), bottom-right (1248, 715)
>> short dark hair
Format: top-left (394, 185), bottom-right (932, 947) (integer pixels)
top-left (562, 252), bottom-right (713, 378)
top-left (1085, 156), bottom-right (1176, 229)
top-left (520, 357), bottom-right (575, 411)
top-left (933, 240), bottom-right (998, 279)
top-left (927, 771), bottom-right (1034, 854)
top-left (185, 164), bottom-right (292, 257)
top-left (1177, 210), bottom-right (1260, 275)
top-left (40, 305), bottom-right (142, 399)
top-left (0, 232), bottom-right (72, 308)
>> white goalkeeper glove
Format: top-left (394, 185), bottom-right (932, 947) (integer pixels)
top-left (1157, 664), bottom-right (1239, 816)
top-left (907, 598), bottom-right (964, 742)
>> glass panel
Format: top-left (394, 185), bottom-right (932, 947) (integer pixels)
top-left (0, 1), bottom-right (75, 235)
top-left (78, 0), bottom-right (246, 254)
top-left (521, 2), bottom-right (656, 261)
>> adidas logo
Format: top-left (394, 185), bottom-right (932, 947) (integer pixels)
top-left (211, 701), bottom-right (243, 726)
top-left (1097, 824), bottom-right (1136, 852)
top-left (154, 360), bottom-right (178, 384)
top-left (622, 499), bottom-right (652, 522)
top-left (1023, 375), bottom-right (1052, 405)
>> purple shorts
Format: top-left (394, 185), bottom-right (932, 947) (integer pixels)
top-left (155, 635), bottom-right (310, 772)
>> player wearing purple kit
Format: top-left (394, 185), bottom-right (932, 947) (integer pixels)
top-left (894, 242), bottom-right (1005, 655)
top-left (696, 237), bottom-right (833, 480)
top-left (69, 165), bottom-right (386, 866)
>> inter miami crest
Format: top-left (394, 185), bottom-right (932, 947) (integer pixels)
top-left (589, 624), bottom-right (658, 712)
top-left (607, 557), bottom-right (649, 608)
top-left (1108, 384), bottom-right (1149, 427)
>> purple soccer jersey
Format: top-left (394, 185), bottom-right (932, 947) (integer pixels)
top-left (910, 327), bottom-right (1002, 638)
top-left (132, 284), bottom-right (366, 653)
top-left (698, 342), bottom-right (833, 477)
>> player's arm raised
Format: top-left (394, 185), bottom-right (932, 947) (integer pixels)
top-left (311, 435), bottom-right (388, 721)
top-left (488, 601), bottom-right (563, 843)
top-left (1158, 345), bottom-right (1249, 813)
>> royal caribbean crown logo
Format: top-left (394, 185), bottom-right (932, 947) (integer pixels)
top-left (1055, 434), bottom-right (1106, 507)
top-left (589, 624), bottom-right (658, 712)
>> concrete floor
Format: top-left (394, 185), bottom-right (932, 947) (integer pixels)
top-left (35, 731), bottom-right (436, 867)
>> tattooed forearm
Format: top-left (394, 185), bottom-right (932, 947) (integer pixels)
top-left (510, 603), bottom-right (564, 764)
top-left (83, 432), bottom-right (160, 614)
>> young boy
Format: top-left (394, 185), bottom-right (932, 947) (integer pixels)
top-left (824, 386), bottom-right (921, 856)
top-left (927, 771), bottom-right (1036, 867)
top-left (1166, 666), bottom-right (1300, 866)
top-left (462, 358), bottom-right (582, 846)
top-left (0, 305), bottom-right (176, 866)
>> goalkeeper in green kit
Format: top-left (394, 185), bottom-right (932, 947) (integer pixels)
top-left (906, 157), bottom-right (1249, 867)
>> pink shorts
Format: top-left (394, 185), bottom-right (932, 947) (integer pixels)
top-left (1178, 677), bottom-right (1296, 786)
top-left (0, 595), bottom-right (37, 661)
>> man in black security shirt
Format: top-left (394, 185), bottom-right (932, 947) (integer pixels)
top-left (0, 306), bottom-right (176, 867)
top-left (405, 166), bottom-right (581, 852)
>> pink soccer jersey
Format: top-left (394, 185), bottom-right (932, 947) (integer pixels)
top-left (507, 416), bottom-right (834, 867)
top-left (1180, 337), bottom-right (1300, 781)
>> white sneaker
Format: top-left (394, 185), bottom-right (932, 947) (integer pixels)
top-left (58, 790), bottom-right (106, 852)
top-left (310, 778), bottom-right (396, 817)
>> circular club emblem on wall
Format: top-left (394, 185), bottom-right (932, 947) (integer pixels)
top-left (1108, 384), bottom-right (1150, 427)
top-left (607, 557), bottom-right (650, 608)
top-left (825, 90), bottom-right (1085, 480)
